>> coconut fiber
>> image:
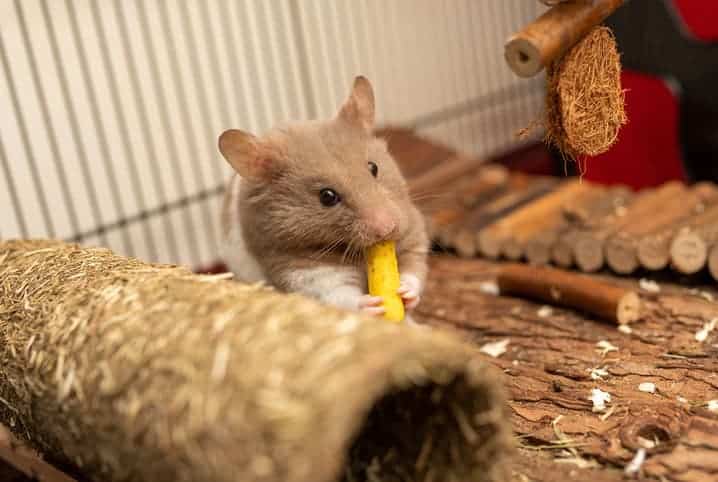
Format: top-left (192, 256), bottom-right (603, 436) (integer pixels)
top-left (546, 26), bottom-right (627, 160)
top-left (0, 240), bottom-right (511, 482)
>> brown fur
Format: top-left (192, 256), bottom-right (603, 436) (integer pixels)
top-left (219, 76), bottom-right (428, 293)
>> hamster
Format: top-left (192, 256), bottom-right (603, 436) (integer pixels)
top-left (218, 76), bottom-right (428, 320)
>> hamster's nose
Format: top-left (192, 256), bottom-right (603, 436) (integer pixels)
top-left (367, 210), bottom-right (397, 239)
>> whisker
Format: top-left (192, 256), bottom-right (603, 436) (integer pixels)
top-left (311, 236), bottom-right (344, 260)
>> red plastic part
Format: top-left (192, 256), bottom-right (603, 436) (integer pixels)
top-left (670, 0), bottom-right (718, 42)
top-left (581, 70), bottom-right (687, 190)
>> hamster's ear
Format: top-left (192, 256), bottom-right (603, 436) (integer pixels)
top-left (337, 76), bottom-right (375, 132)
top-left (218, 129), bottom-right (279, 181)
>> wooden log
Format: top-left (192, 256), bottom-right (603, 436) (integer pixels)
top-left (0, 424), bottom-right (76, 482)
top-left (455, 164), bottom-right (510, 208)
top-left (439, 174), bottom-right (554, 257)
top-left (426, 206), bottom-right (466, 243)
top-left (573, 181), bottom-right (685, 272)
top-left (504, 0), bottom-right (625, 77)
top-left (376, 127), bottom-right (457, 179)
top-left (427, 167), bottom-right (508, 246)
top-left (605, 183), bottom-right (718, 274)
top-left (475, 177), bottom-right (561, 258)
top-left (669, 202), bottom-right (718, 275)
top-left (523, 183), bottom-right (612, 265)
top-left (551, 186), bottom-right (632, 268)
top-left (496, 263), bottom-right (641, 324)
top-left (479, 179), bottom-right (589, 261)
top-left (709, 243), bottom-right (718, 282)
top-left (637, 184), bottom-right (718, 271)
top-left (409, 155), bottom-right (487, 198)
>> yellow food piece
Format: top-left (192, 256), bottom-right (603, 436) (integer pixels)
top-left (366, 240), bottom-right (405, 322)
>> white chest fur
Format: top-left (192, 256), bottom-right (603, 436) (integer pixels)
top-left (220, 175), bottom-right (267, 284)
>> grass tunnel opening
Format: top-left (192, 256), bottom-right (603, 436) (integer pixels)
top-left (340, 375), bottom-right (506, 482)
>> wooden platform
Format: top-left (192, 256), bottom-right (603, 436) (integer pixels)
top-left (379, 127), bottom-right (718, 283)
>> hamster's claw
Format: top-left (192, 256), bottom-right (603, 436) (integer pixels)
top-left (359, 295), bottom-right (385, 317)
top-left (397, 285), bottom-right (421, 310)
top-left (398, 275), bottom-right (421, 310)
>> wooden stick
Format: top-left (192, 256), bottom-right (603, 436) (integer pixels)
top-left (638, 184), bottom-right (718, 271)
top-left (426, 206), bottom-right (466, 243)
top-left (427, 166), bottom-right (509, 247)
top-left (442, 174), bottom-right (555, 257)
top-left (573, 181), bottom-right (685, 272)
top-left (551, 185), bottom-right (632, 268)
top-left (480, 179), bottom-right (588, 260)
top-left (409, 155), bottom-right (487, 198)
top-left (476, 177), bottom-right (561, 258)
top-left (497, 263), bottom-right (641, 325)
top-left (377, 127), bottom-right (456, 179)
top-left (0, 424), bottom-right (76, 482)
top-left (605, 184), bottom-right (718, 274)
top-left (523, 183), bottom-right (610, 265)
top-left (669, 202), bottom-right (718, 274)
top-left (455, 164), bottom-right (509, 208)
top-left (504, 0), bottom-right (625, 77)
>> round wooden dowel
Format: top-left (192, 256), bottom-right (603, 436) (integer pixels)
top-left (504, 0), bottom-right (625, 77)
top-left (637, 236), bottom-right (672, 271)
top-left (551, 233), bottom-right (576, 268)
top-left (709, 244), bottom-right (718, 282)
top-left (573, 234), bottom-right (606, 273)
top-left (409, 156), bottom-right (487, 197)
top-left (605, 235), bottom-right (639, 275)
top-left (478, 230), bottom-right (507, 260)
top-left (525, 232), bottom-right (558, 266)
top-left (665, 202), bottom-right (718, 275)
top-left (670, 231), bottom-right (709, 275)
top-left (482, 180), bottom-right (588, 261)
top-left (551, 186), bottom-right (633, 269)
top-left (497, 263), bottom-right (642, 325)
top-left (502, 237), bottom-right (524, 261)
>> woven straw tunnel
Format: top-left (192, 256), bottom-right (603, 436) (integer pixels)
top-left (0, 240), bottom-right (511, 482)
top-left (546, 26), bottom-right (627, 160)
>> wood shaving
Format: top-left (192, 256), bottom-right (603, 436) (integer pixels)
top-left (537, 306), bottom-right (554, 318)
top-left (618, 324), bottom-right (633, 335)
top-left (639, 279), bottom-right (661, 293)
top-left (596, 340), bottom-right (619, 356)
top-left (589, 367), bottom-right (609, 380)
top-left (638, 382), bottom-right (656, 394)
top-left (589, 388), bottom-right (611, 412)
top-left (637, 436), bottom-right (657, 449)
top-left (688, 289), bottom-right (715, 302)
top-left (695, 318), bottom-right (717, 342)
top-left (479, 281), bottom-right (499, 296)
top-left (599, 404), bottom-right (617, 421)
top-left (479, 339), bottom-right (510, 358)
top-left (624, 448), bottom-right (646, 475)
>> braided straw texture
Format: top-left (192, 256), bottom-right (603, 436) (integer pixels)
top-left (0, 240), bottom-right (511, 482)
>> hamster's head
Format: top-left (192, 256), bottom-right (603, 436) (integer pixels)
top-left (219, 76), bottom-right (412, 256)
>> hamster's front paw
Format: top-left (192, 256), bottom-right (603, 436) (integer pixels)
top-left (358, 294), bottom-right (386, 317)
top-left (397, 273), bottom-right (422, 310)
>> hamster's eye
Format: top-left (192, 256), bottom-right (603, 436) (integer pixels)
top-left (368, 161), bottom-right (378, 178)
top-left (319, 188), bottom-right (341, 207)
